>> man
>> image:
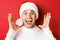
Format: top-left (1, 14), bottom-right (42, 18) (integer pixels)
top-left (5, 2), bottom-right (56, 40)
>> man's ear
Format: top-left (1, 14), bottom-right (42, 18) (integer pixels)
top-left (35, 16), bottom-right (37, 20)
top-left (36, 14), bottom-right (38, 20)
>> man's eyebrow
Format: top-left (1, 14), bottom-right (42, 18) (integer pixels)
top-left (31, 10), bottom-right (35, 13)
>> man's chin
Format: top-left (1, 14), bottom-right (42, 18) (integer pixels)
top-left (24, 22), bottom-right (35, 28)
top-left (24, 24), bottom-right (33, 28)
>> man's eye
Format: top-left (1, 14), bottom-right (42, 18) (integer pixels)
top-left (24, 13), bottom-right (27, 14)
top-left (31, 13), bottom-right (34, 14)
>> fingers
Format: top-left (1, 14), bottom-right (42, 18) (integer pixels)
top-left (44, 15), bottom-right (46, 21)
top-left (8, 13), bottom-right (14, 22)
top-left (44, 12), bottom-right (51, 21)
top-left (47, 12), bottom-right (51, 18)
top-left (38, 25), bottom-right (42, 27)
top-left (43, 12), bottom-right (51, 27)
top-left (8, 13), bottom-right (15, 29)
top-left (38, 25), bottom-right (42, 29)
top-left (8, 13), bottom-right (12, 18)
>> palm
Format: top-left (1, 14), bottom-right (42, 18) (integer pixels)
top-left (39, 12), bottom-right (51, 29)
top-left (8, 13), bottom-right (20, 30)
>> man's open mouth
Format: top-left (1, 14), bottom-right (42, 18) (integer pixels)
top-left (26, 19), bottom-right (32, 24)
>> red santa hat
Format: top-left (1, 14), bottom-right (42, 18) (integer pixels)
top-left (16, 2), bottom-right (39, 26)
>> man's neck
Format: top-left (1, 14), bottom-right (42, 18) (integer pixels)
top-left (24, 24), bottom-right (36, 29)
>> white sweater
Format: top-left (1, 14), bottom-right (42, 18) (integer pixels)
top-left (5, 26), bottom-right (56, 40)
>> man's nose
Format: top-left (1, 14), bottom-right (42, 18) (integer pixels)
top-left (27, 14), bottom-right (31, 19)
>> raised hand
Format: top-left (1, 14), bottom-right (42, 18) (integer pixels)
top-left (39, 12), bottom-right (51, 29)
top-left (8, 13), bottom-right (20, 30)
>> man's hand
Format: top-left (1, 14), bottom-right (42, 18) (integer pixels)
top-left (8, 13), bottom-right (20, 30)
top-left (39, 12), bottom-right (51, 29)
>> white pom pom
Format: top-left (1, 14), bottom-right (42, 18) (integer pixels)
top-left (16, 18), bottom-right (23, 26)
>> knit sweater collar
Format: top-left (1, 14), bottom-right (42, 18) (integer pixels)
top-left (21, 25), bottom-right (41, 33)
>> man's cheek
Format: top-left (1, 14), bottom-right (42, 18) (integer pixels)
top-left (22, 18), bottom-right (25, 23)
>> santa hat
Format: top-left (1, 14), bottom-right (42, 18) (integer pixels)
top-left (16, 2), bottom-right (39, 26)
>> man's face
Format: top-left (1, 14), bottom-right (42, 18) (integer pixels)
top-left (21, 9), bottom-right (37, 28)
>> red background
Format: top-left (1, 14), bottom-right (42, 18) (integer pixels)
top-left (0, 0), bottom-right (60, 40)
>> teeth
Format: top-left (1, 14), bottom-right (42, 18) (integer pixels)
top-left (26, 20), bottom-right (32, 23)
top-left (26, 19), bottom-right (32, 22)
top-left (26, 20), bottom-right (32, 22)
